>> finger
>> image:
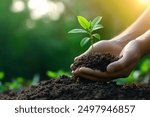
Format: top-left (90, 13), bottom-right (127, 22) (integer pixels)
top-left (77, 63), bottom-right (135, 80)
top-left (72, 68), bottom-right (80, 77)
top-left (70, 64), bottom-right (75, 70)
top-left (74, 48), bottom-right (91, 61)
top-left (78, 67), bottom-right (119, 79)
top-left (74, 67), bottom-right (111, 81)
top-left (107, 51), bottom-right (136, 73)
top-left (78, 73), bottom-right (100, 81)
top-left (76, 69), bottom-right (113, 81)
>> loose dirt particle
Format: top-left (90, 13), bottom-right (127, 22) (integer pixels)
top-left (0, 76), bottom-right (150, 100)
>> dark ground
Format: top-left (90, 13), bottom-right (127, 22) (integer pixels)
top-left (0, 53), bottom-right (149, 100)
top-left (0, 75), bottom-right (150, 100)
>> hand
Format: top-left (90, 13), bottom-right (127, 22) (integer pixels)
top-left (73, 39), bottom-right (142, 81)
top-left (72, 39), bottom-right (123, 62)
top-left (71, 39), bottom-right (124, 81)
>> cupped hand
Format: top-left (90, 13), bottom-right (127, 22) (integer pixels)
top-left (72, 39), bottom-right (123, 63)
top-left (72, 39), bottom-right (142, 81)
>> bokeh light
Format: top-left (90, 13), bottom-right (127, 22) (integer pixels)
top-left (138, 0), bottom-right (150, 5)
top-left (27, 0), bottom-right (65, 20)
top-left (11, 0), bottom-right (25, 12)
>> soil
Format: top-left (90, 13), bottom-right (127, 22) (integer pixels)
top-left (0, 53), bottom-right (150, 100)
top-left (0, 75), bottom-right (150, 100)
top-left (71, 53), bottom-right (119, 72)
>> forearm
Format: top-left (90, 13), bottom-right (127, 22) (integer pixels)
top-left (112, 6), bottom-right (150, 46)
top-left (123, 7), bottom-right (150, 35)
top-left (136, 30), bottom-right (150, 56)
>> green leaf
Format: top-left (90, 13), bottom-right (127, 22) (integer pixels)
top-left (91, 16), bottom-right (102, 29)
top-left (115, 71), bottom-right (135, 85)
top-left (80, 37), bottom-right (90, 47)
top-left (140, 59), bottom-right (150, 74)
top-left (68, 29), bottom-right (88, 34)
top-left (16, 77), bottom-right (24, 83)
top-left (78, 16), bottom-right (90, 30)
top-left (47, 71), bottom-right (57, 79)
top-left (47, 70), bottom-right (70, 79)
top-left (0, 72), bottom-right (4, 80)
top-left (89, 20), bottom-right (92, 28)
top-left (92, 24), bottom-right (103, 31)
top-left (92, 33), bottom-right (101, 40)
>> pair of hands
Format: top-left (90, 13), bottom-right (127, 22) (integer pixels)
top-left (71, 38), bottom-right (143, 81)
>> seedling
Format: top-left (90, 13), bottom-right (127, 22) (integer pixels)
top-left (68, 16), bottom-right (103, 53)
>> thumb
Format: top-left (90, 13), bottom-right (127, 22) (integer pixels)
top-left (107, 51), bottom-right (134, 72)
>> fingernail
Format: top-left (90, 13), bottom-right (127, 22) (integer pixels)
top-left (107, 66), bottom-right (115, 73)
top-left (70, 64), bottom-right (73, 69)
top-left (72, 71), bottom-right (75, 74)
top-left (79, 67), bottom-right (84, 72)
top-left (74, 57), bottom-right (78, 61)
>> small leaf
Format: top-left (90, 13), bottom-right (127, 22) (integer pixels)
top-left (92, 24), bottom-right (103, 31)
top-left (89, 20), bottom-right (92, 29)
top-left (140, 59), bottom-right (150, 74)
top-left (91, 16), bottom-right (102, 29)
top-left (92, 33), bottom-right (101, 40)
top-left (0, 72), bottom-right (4, 80)
top-left (47, 71), bottom-right (57, 79)
top-left (68, 29), bottom-right (88, 34)
top-left (80, 37), bottom-right (90, 47)
top-left (78, 16), bottom-right (90, 30)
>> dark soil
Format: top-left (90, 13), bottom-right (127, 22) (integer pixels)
top-left (0, 53), bottom-right (149, 100)
top-left (71, 53), bottom-right (119, 72)
top-left (0, 75), bottom-right (150, 100)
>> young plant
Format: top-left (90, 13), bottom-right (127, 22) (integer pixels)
top-left (68, 16), bottom-right (103, 52)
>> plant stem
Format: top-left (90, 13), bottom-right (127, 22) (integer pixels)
top-left (90, 36), bottom-right (95, 54)
top-left (90, 32), bottom-right (94, 54)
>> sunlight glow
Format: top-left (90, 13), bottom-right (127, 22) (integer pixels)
top-left (11, 0), bottom-right (25, 12)
top-left (138, 0), bottom-right (150, 5)
top-left (28, 0), bottom-right (65, 20)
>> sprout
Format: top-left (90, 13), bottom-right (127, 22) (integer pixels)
top-left (68, 16), bottom-right (103, 52)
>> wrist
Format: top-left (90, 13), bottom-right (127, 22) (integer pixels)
top-left (135, 30), bottom-right (150, 56)
top-left (111, 30), bottom-right (143, 47)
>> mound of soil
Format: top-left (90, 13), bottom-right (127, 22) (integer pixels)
top-left (0, 75), bottom-right (150, 100)
top-left (71, 53), bottom-right (119, 72)
top-left (0, 53), bottom-right (149, 100)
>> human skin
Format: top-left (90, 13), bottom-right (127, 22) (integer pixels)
top-left (71, 7), bottom-right (150, 81)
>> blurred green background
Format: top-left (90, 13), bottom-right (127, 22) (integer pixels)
top-left (0, 0), bottom-right (150, 91)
